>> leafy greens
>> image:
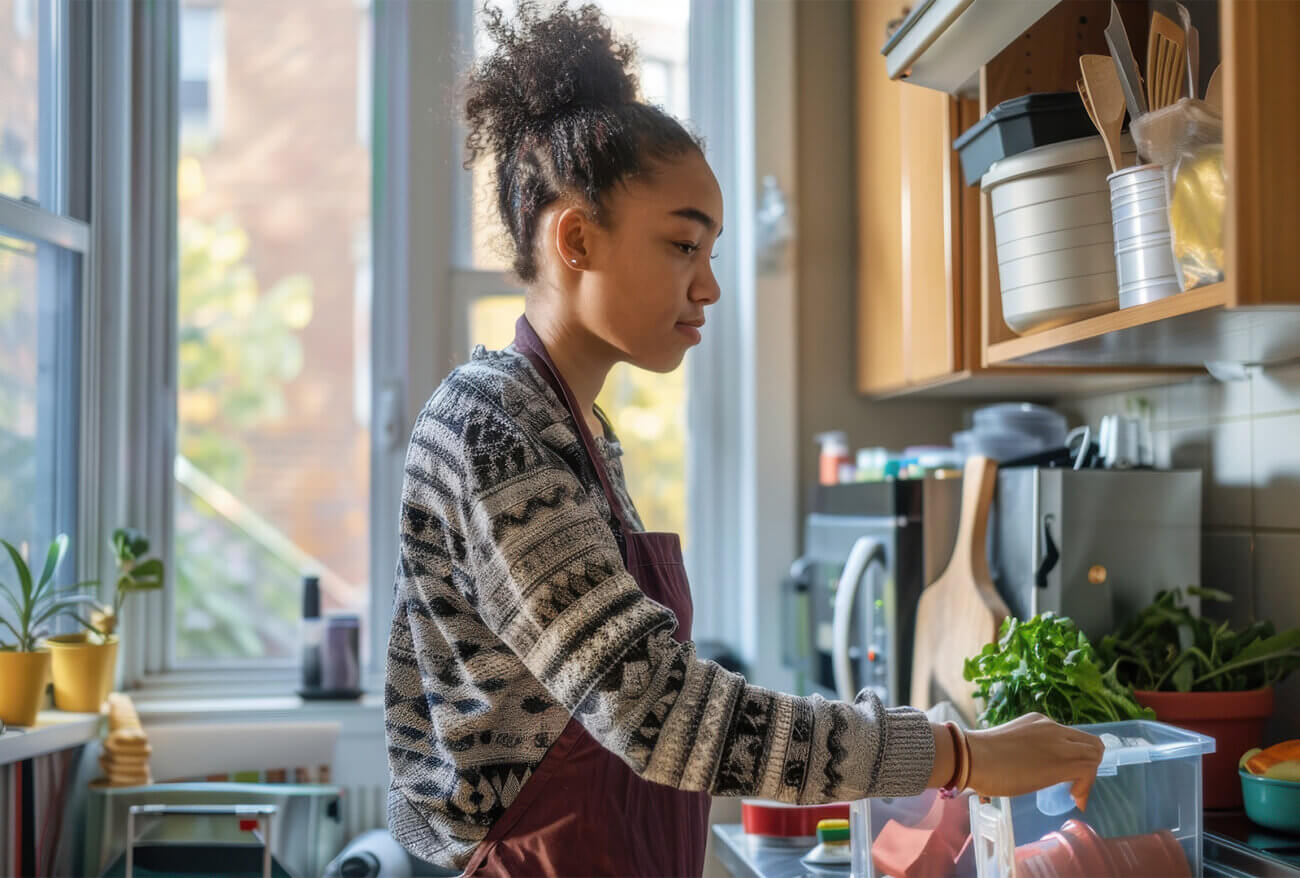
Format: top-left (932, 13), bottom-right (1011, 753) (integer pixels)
top-left (1098, 587), bottom-right (1300, 692)
top-left (963, 612), bottom-right (1154, 727)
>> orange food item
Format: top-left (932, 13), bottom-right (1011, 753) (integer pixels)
top-left (1244, 740), bottom-right (1300, 776)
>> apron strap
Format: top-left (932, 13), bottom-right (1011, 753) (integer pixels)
top-left (512, 315), bottom-right (634, 541)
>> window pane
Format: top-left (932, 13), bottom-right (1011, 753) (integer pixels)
top-left (467, 296), bottom-right (687, 545)
top-left (0, 0), bottom-right (52, 204)
top-left (175, 0), bottom-right (372, 664)
top-left (0, 231), bottom-right (80, 577)
top-left (464, 0), bottom-right (691, 270)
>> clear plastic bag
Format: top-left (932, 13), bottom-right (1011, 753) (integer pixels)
top-left (1129, 99), bottom-right (1226, 290)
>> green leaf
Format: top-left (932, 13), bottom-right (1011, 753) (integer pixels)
top-left (1172, 660), bottom-right (1195, 692)
top-left (1188, 585), bottom-right (1233, 603)
top-left (1, 539), bottom-right (33, 605)
top-left (36, 534), bottom-right (69, 595)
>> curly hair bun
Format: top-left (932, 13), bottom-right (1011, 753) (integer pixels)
top-left (460, 1), bottom-right (701, 281)
top-left (465, 2), bottom-right (639, 161)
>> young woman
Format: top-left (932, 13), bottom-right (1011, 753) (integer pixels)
top-left (384, 4), bottom-right (1104, 875)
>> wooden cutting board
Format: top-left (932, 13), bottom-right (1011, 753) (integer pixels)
top-left (909, 455), bottom-right (1010, 725)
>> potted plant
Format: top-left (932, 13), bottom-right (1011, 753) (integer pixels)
top-left (46, 527), bottom-right (164, 713)
top-left (0, 535), bottom-right (100, 725)
top-left (1098, 587), bottom-right (1300, 809)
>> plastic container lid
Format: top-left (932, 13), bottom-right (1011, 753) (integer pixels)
top-left (1035, 720), bottom-right (1216, 816)
top-left (973, 402), bottom-right (1066, 434)
top-left (952, 93), bottom-right (1098, 186)
top-left (815, 431), bottom-right (849, 456)
top-left (981, 134), bottom-right (1134, 191)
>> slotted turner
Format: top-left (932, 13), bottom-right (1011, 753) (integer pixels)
top-left (1147, 12), bottom-right (1186, 109)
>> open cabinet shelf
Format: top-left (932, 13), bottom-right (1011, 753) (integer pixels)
top-left (986, 281), bottom-right (1300, 367)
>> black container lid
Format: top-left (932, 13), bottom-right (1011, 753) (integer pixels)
top-left (302, 575), bottom-right (321, 619)
top-left (952, 92), bottom-right (1090, 152)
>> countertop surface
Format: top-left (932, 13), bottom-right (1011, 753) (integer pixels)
top-left (714, 819), bottom-right (1300, 878)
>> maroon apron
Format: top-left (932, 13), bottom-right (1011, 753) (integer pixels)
top-left (460, 316), bottom-right (711, 877)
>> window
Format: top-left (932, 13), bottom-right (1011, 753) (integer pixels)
top-left (0, 0), bottom-right (88, 620)
top-left (174, 0), bottom-right (372, 664)
top-left (460, 0), bottom-right (692, 540)
top-left (0, 234), bottom-right (81, 560)
top-left (180, 4), bottom-right (225, 148)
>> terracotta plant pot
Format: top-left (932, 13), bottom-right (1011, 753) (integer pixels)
top-left (1015, 820), bottom-right (1191, 878)
top-left (0, 649), bottom-right (53, 727)
top-left (46, 633), bottom-right (119, 713)
top-left (1134, 687), bottom-right (1274, 809)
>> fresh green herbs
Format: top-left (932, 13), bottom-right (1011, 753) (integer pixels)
top-left (1098, 587), bottom-right (1300, 693)
top-left (964, 613), bottom-right (1154, 727)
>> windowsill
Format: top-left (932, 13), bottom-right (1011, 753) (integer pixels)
top-left (0, 710), bottom-right (102, 766)
top-left (132, 691), bottom-right (384, 724)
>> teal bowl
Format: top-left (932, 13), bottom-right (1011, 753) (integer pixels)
top-left (1241, 769), bottom-right (1300, 834)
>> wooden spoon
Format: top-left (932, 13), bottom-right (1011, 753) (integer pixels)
top-left (1077, 78), bottom-right (1101, 131)
top-left (1205, 63), bottom-right (1224, 111)
top-left (1079, 54), bottom-right (1126, 173)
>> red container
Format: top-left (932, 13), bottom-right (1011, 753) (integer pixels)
top-left (741, 800), bottom-right (850, 839)
top-left (1015, 820), bottom-right (1192, 878)
top-left (1134, 687), bottom-right (1274, 809)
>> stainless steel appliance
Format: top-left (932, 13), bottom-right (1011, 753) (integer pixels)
top-left (989, 467), bottom-right (1203, 640)
top-left (784, 477), bottom-right (961, 704)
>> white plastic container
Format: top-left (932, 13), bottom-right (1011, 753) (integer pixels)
top-left (982, 136), bottom-right (1135, 335)
top-left (1108, 164), bottom-right (1182, 308)
top-left (849, 720), bottom-right (1215, 878)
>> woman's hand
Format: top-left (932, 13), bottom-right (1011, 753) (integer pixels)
top-left (965, 713), bottom-right (1105, 811)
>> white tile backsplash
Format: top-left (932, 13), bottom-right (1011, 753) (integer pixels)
top-left (1076, 361), bottom-right (1300, 741)
top-left (1253, 533), bottom-right (1300, 740)
top-left (1201, 530), bottom-right (1255, 626)
top-left (1252, 360), bottom-right (1300, 418)
top-left (1166, 373), bottom-right (1253, 426)
top-left (1207, 420), bottom-right (1255, 527)
top-left (1252, 413), bottom-right (1300, 530)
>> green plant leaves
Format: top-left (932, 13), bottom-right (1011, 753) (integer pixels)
top-left (964, 612), bottom-right (1154, 727)
top-left (1099, 588), bottom-right (1300, 692)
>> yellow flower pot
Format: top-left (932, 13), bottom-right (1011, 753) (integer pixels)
top-left (0, 649), bottom-right (52, 726)
top-left (46, 633), bottom-right (119, 713)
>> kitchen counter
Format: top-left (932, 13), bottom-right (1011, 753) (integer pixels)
top-left (714, 818), bottom-right (1300, 878)
top-left (712, 825), bottom-right (841, 878)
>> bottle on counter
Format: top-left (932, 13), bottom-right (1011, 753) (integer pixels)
top-left (301, 574), bottom-right (324, 692)
top-left (815, 431), bottom-right (853, 485)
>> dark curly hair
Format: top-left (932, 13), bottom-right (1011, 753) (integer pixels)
top-left (463, 1), bottom-right (703, 282)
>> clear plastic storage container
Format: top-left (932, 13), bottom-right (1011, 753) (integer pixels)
top-left (849, 720), bottom-right (1215, 878)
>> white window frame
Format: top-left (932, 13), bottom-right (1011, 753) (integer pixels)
top-left (0, 0), bottom-right (100, 616)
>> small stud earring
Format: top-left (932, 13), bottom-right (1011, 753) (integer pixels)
top-left (570, 258), bottom-right (579, 266)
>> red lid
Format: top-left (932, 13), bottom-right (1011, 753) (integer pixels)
top-left (741, 800), bottom-right (851, 838)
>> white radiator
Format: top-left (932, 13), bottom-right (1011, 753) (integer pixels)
top-left (341, 781), bottom-right (388, 841)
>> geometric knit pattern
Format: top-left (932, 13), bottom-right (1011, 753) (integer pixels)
top-left (384, 345), bottom-right (935, 872)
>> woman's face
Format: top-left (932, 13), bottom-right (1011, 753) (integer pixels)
top-left (552, 150), bottom-right (724, 373)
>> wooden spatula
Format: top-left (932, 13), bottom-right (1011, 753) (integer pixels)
top-left (1079, 55), bottom-right (1126, 173)
top-left (1205, 63), bottom-right (1224, 110)
top-left (1148, 12), bottom-right (1186, 109)
top-left (909, 456), bottom-right (1010, 725)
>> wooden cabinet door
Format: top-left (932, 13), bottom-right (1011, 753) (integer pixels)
top-left (855, 0), bottom-right (906, 393)
top-left (899, 85), bottom-right (961, 384)
top-left (856, 2), bottom-right (965, 393)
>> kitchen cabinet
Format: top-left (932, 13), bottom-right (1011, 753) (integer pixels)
top-left (855, 0), bottom-right (985, 395)
top-left (854, 0), bottom-right (1300, 398)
